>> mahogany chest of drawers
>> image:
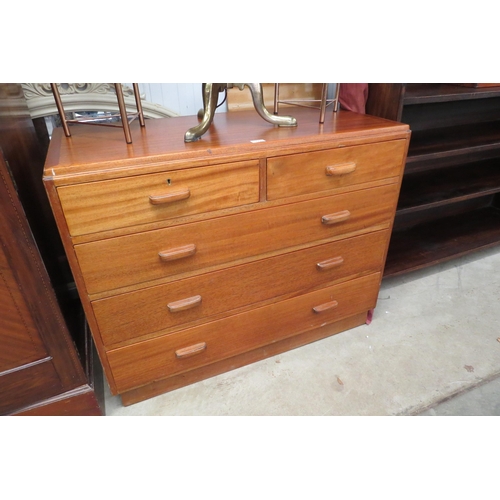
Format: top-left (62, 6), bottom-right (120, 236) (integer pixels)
top-left (43, 107), bottom-right (410, 406)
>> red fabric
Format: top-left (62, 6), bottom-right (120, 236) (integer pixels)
top-left (366, 308), bottom-right (374, 325)
top-left (339, 83), bottom-right (369, 114)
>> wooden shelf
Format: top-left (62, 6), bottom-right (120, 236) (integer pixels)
top-left (385, 204), bottom-right (500, 277)
top-left (404, 84), bottom-right (500, 104)
top-left (407, 121), bottom-right (500, 163)
top-left (398, 158), bottom-right (500, 214)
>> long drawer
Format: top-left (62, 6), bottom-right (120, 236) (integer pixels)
top-left (92, 230), bottom-right (389, 346)
top-left (267, 140), bottom-right (406, 200)
top-left (57, 160), bottom-right (260, 236)
top-left (76, 183), bottom-right (399, 295)
top-left (106, 272), bottom-right (381, 393)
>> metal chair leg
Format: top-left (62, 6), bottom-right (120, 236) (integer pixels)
top-left (115, 83), bottom-right (132, 144)
top-left (50, 83), bottom-right (71, 137)
top-left (333, 83), bottom-right (340, 112)
top-left (133, 83), bottom-right (145, 127)
top-left (319, 83), bottom-right (328, 123)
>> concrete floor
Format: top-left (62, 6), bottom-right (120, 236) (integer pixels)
top-left (104, 245), bottom-right (500, 416)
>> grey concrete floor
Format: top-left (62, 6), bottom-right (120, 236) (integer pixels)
top-left (417, 373), bottom-right (500, 415)
top-left (104, 245), bottom-right (500, 416)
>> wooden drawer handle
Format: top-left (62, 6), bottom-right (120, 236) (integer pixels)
top-left (325, 163), bottom-right (356, 176)
top-left (316, 256), bottom-right (344, 271)
top-left (321, 210), bottom-right (351, 225)
top-left (312, 300), bottom-right (338, 314)
top-left (167, 295), bottom-right (202, 313)
top-left (175, 342), bottom-right (207, 359)
top-left (149, 187), bottom-right (191, 205)
top-left (159, 244), bottom-right (196, 262)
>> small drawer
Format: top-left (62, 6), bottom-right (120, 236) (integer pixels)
top-left (267, 140), bottom-right (406, 200)
top-left (76, 183), bottom-right (399, 295)
top-left (57, 160), bottom-right (260, 236)
top-left (106, 272), bottom-right (381, 393)
top-left (92, 230), bottom-right (390, 346)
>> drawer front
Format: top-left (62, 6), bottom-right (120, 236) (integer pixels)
top-left (267, 140), bottom-right (406, 200)
top-left (93, 230), bottom-right (390, 346)
top-left (58, 160), bottom-right (260, 236)
top-left (106, 272), bottom-right (381, 393)
top-left (76, 183), bottom-right (399, 294)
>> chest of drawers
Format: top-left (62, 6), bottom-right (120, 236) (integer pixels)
top-left (43, 107), bottom-right (410, 406)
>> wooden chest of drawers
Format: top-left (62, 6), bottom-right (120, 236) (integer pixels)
top-left (43, 107), bottom-right (410, 406)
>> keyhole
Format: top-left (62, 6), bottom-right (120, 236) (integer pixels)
top-left (166, 179), bottom-right (172, 185)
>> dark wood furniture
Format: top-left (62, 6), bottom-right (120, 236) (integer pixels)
top-left (43, 106), bottom-right (409, 406)
top-left (0, 83), bottom-right (101, 416)
top-left (366, 83), bottom-right (500, 277)
top-left (0, 150), bottom-right (101, 415)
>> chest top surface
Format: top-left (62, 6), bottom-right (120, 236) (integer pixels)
top-left (43, 107), bottom-right (409, 182)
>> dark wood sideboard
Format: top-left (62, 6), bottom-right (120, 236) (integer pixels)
top-left (366, 83), bottom-right (500, 277)
top-left (0, 83), bottom-right (102, 415)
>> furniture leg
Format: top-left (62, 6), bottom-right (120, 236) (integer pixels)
top-left (245, 83), bottom-right (297, 127)
top-left (185, 83), bottom-right (222, 142)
